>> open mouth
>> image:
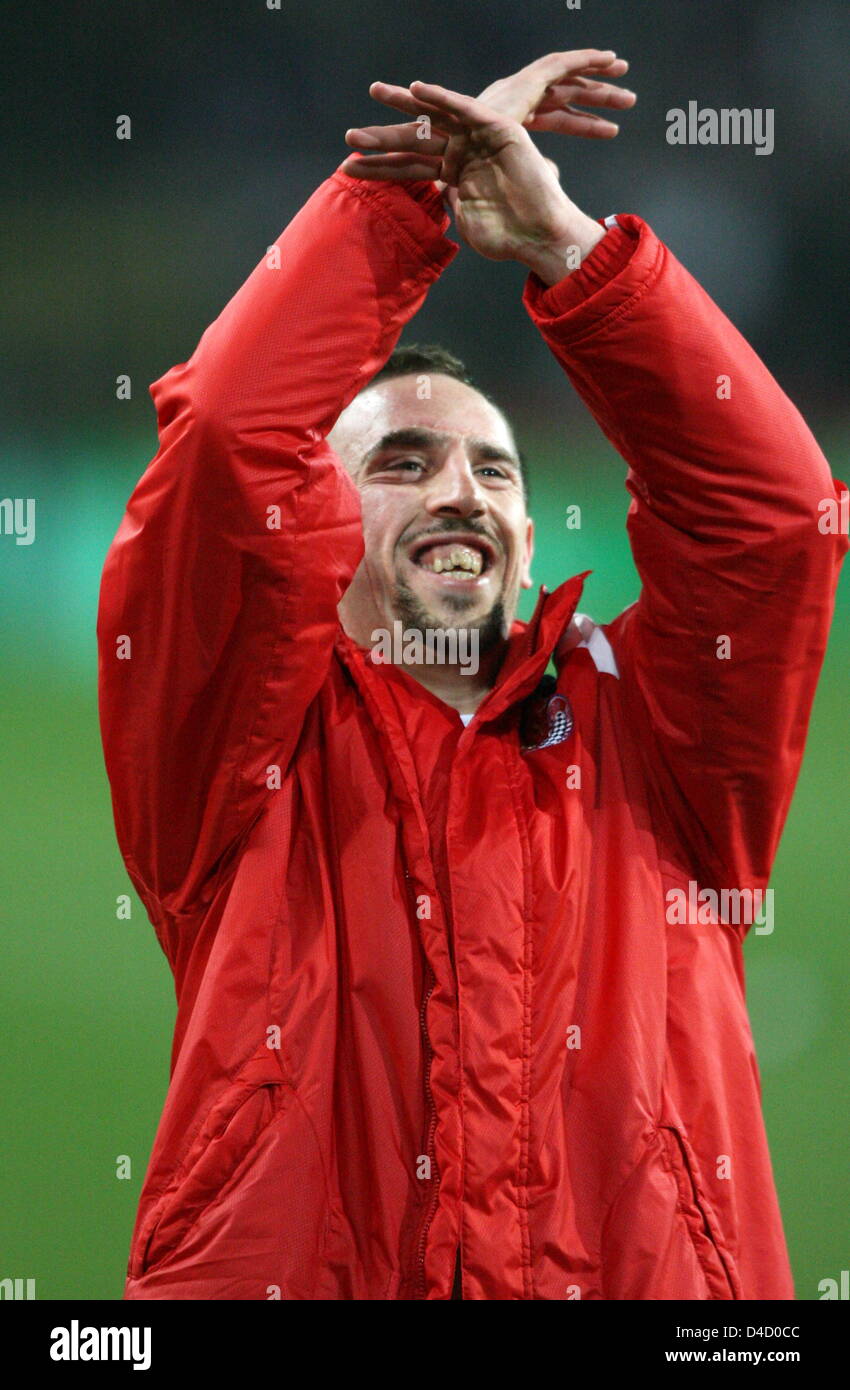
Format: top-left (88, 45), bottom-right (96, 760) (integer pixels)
top-left (407, 534), bottom-right (497, 580)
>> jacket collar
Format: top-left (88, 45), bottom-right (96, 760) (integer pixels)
top-left (335, 570), bottom-right (590, 727)
top-left (471, 570), bottom-right (589, 725)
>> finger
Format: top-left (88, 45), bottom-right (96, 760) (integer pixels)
top-left (546, 73), bottom-right (634, 94)
top-left (440, 138), bottom-right (464, 189)
top-left (345, 122), bottom-right (448, 156)
top-left (525, 53), bottom-right (631, 108)
top-left (339, 151), bottom-right (446, 181)
top-left (535, 79), bottom-right (637, 112)
top-left (575, 58), bottom-right (630, 77)
top-left (478, 53), bottom-right (624, 103)
top-left (408, 80), bottom-right (505, 129)
top-left (526, 108), bottom-right (621, 138)
top-left (526, 50), bottom-right (631, 93)
top-left (367, 81), bottom-right (466, 132)
top-left (529, 49), bottom-right (620, 84)
top-left (342, 149), bottom-right (445, 170)
top-left (340, 160), bottom-right (446, 181)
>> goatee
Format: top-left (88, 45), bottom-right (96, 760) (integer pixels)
top-left (391, 580), bottom-right (508, 657)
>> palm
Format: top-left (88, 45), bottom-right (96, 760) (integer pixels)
top-left (453, 161), bottom-right (522, 261)
top-left (443, 130), bottom-right (556, 261)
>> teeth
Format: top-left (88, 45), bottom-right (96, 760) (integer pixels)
top-left (416, 536), bottom-right (486, 569)
top-left (455, 547), bottom-right (481, 574)
top-left (422, 546), bottom-right (484, 576)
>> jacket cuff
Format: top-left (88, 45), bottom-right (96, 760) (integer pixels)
top-left (332, 155), bottom-right (456, 261)
top-left (522, 214), bottom-right (659, 340)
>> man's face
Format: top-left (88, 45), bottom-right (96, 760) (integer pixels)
top-left (331, 373), bottom-right (534, 652)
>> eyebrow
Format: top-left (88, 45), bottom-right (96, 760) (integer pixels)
top-left (361, 427), bottom-right (521, 474)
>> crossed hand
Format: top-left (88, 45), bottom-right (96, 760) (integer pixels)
top-left (341, 51), bottom-right (636, 272)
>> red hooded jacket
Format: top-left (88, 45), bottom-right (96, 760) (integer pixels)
top-left (97, 163), bottom-right (848, 1300)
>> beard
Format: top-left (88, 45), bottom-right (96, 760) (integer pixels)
top-left (390, 577), bottom-right (509, 658)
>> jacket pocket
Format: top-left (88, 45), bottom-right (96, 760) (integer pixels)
top-left (657, 1123), bottom-right (742, 1299)
top-left (130, 1050), bottom-right (289, 1280)
top-left (601, 1122), bottom-right (742, 1300)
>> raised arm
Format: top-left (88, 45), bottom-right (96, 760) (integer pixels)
top-left (349, 68), bottom-right (847, 900)
top-left (97, 167), bottom-right (457, 955)
top-left (524, 216), bottom-right (848, 899)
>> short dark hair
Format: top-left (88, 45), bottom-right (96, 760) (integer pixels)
top-left (369, 343), bottom-right (529, 499)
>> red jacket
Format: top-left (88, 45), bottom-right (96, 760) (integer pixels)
top-left (98, 163), bottom-right (847, 1300)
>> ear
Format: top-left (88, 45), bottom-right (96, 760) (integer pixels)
top-left (520, 516), bottom-right (535, 590)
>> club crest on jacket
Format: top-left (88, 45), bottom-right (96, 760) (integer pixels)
top-left (520, 675), bottom-right (574, 751)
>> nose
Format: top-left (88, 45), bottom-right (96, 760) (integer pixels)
top-left (423, 446), bottom-right (486, 519)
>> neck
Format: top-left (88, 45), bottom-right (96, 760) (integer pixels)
top-left (397, 640), bottom-right (507, 715)
top-left (340, 593), bottom-right (517, 714)
top-left (343, 610), bottom-right (510, 715)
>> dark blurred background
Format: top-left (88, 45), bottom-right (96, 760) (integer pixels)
top-left (1, 0), bottom-right (847, 1299)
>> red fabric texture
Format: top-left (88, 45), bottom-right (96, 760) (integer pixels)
top-left (97, 164), bottom-right (848, 1299)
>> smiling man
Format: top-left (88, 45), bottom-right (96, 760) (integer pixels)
top-left (98, 51), bottom-right (847, 1301)
top-left (330, 349), bottom-right (534, 710)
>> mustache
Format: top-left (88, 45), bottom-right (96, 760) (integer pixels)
top-left (400, 520), bottom-right (500, 552)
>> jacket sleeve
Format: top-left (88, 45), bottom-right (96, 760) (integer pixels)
top-left (523, 214), bottom-right (848, 901)
top-left (97, 167), bottom-right (458, 946)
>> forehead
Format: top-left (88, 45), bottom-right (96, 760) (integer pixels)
top-left (331, 372), bottom-right (517, 462)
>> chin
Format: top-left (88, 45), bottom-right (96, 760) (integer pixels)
top-left (392, 579), bottom-right (510, 656)
top-left (407, 585), bottom-right (491, 627)
top-left (429, 594), bottom-right (486, 620)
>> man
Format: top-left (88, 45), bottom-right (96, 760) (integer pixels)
top-left (97, 51), bottom-right (847, 1300)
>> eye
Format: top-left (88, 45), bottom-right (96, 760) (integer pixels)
top-left (476, 463), bottom-right (515, 484)
top-left (385, 458), bottom-right (426, 475)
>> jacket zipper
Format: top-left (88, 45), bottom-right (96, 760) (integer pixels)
top-left (415, 963), bottom-right (440, 1297)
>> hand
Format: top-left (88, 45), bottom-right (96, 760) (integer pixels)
top-left (479, 49), bottom-right (634, 134)
top-left (340, 49), bottom-right (635, 185)
top-left (342, 77), bottom-right (612, 282)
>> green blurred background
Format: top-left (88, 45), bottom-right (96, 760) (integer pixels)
top-left (1, 0), bottom-right (847, 1300)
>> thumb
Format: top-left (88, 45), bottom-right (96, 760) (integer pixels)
top-left (440, 183), bottom-right (461, 219)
